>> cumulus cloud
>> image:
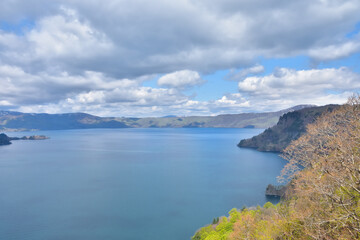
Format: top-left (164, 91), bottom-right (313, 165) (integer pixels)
top-left (0, 0), bottom-right (359, 77)
top-left (0, 63), bottom-right (195, 116)
top-left (157, 70), bottom-right (205, 89)
top-left (27, 7), bottom-right (113, 60)
top-left (238, 67), bottom-right (360, 110)
top-left (0, 0), bottom-right (359, 116)
top-left (0, 65), bottom-right (143, 105)
top-left (239, 67), bottom-right (360, 94)
top-left (0, 7), bottom-right (114, 74)
top-left (15, 92), bottom-right (251, 117)
top-left (309, 39), bottom-right (360, 61)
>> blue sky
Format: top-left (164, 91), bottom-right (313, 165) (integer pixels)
top-left (0, 0), bottom-right (360, 117)
top-left (0, 18), bottom-right (35, 35)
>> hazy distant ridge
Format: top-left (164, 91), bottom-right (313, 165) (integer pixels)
top-left (0, 105), bottom-right (313, 131)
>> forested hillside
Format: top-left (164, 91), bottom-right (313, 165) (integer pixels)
top-left (238, 104), bottom-right (339, 152)
top-left (193, 96), bottom-right (360, 239)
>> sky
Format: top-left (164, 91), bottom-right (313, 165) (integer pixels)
top-left (0, 0), bottom-right (360, 117)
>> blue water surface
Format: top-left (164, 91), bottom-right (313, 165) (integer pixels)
top-left (0, 128), bottom-right (286, 240)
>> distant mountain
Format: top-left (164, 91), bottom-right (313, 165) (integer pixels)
top-left (121, 105), bottom-right (315, 128)
top-left (238, 104), bottom-right (339, 152)
top-left (0, 105), bottom-right (314, 131)
top-left (0, 111), bottom-right (128, 130)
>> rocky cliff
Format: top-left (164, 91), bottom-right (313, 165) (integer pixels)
top-left (238, 104), bottom-right (339, 152)
top-left (265, 184), bottom-right (287, 197)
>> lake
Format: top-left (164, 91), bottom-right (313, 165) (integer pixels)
top-left (0, 128), bottom-right (286, 240)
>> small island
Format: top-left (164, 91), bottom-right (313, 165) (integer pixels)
top-left (0, 133), bottom-right (11, 145)
top-left (0, 133), bottom-right (49, 146)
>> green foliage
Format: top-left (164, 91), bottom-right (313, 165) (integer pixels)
top-left (263, 202), bottom-right (275, 209)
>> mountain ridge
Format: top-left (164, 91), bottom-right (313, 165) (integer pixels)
top-left (0, 105), bottom-right (314, 131)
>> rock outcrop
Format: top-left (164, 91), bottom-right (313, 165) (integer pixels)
top-left (265, 184), bottom-right (287, 197)
top-left (238, 104), bottom-right (339, 152)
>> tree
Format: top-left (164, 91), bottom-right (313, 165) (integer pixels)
top-left (280, 95), bottom-right (360, 239)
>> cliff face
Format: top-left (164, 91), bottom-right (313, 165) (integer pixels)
top-left (0, 133), bottom-right (11, 145)
top-left (238, 105), bottom-right (339, 152)
top-left (265, 184), bottom-right (287, 197)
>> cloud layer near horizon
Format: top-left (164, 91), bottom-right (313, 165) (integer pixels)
top-left (0, 0), bottom-right (360, 116)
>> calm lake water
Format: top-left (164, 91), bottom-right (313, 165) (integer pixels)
top-left (0, 128), bottom-right (286, 240)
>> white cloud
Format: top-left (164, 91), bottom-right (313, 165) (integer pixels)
top-left (0, 1), bottom-right (359, 77)
top-left (158, 70), bottom-right (205, 89)
top-left (0, 100), bottom-right (12, 106)
top-left (309, 39), bottom-right (360, 61)
top-left (0, 1), bottom-right (360, 116)
top-left (1, 64), bottom-right (358, 117)
top-left (0, 7), bottom-right (114, 71)
top-left (238, 67), bottom-right (360, 110)
top-left (27, 7), bottom-right (114, 60)
top-left (0, 64), bottom-right (149, 106)
top-left (239, 67), bottom-right (360, 94)
top-left (54, 86), bottom-right (189, 114)
top-left (10, 81), bottom-right (253, 117)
